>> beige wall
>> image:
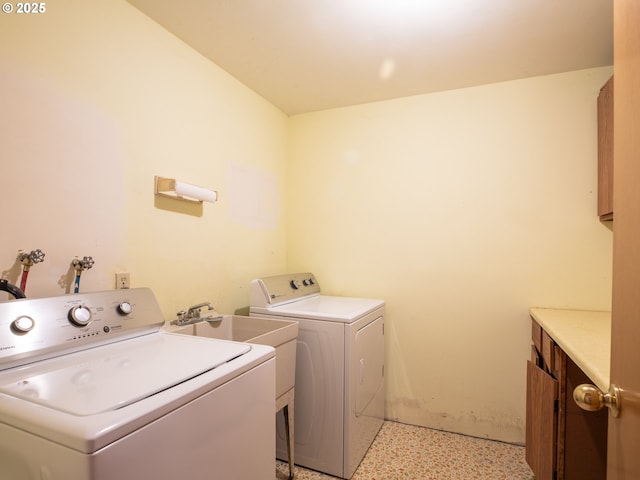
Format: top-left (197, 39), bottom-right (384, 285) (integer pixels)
top-left (0, 0), bottom-right (288, 318)
top-left (287, 67), bottom-right (613, 442)
top-left (0, 0), bottom-right (613, 445)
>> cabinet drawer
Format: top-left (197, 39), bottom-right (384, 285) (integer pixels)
top-left (532, 320), bottom-right (542, 353)
top-left (531, 345), bottom-right (542, 368)
top-left (552, 344), bottom-right (565, 380)
top-left (542, 330), bottom-right (555, 373)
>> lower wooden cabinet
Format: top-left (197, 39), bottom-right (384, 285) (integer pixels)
top-left (525, 319), bottom-right (607, 480)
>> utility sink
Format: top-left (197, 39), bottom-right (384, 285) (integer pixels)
top-left (166, 315), bottom-right (298, 404)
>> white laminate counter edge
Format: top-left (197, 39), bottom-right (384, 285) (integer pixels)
top-left (529, 308), bottom-right (611, 392)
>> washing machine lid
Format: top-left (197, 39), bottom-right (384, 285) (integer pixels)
top-left (0, 333), bottom-right (250, 416)
top-left (252, 295), bottom-right (384, 323)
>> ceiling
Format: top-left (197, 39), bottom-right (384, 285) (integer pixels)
top-left (126, 0), bottom-right (613, 116)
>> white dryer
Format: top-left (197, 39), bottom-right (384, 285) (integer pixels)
top-left (250, 273), bottom-right (385, 479)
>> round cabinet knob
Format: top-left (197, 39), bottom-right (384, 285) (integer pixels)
top-left (117, 301), bottom-right (132, 315)
top-left (573, 383), bottom-right (620, 417)
top-left (12, 316), bottom-right (35, 333)
top-left (68, 305), bottom-right (92, 327)
top-left (290, 280), bottom-right (301, 290)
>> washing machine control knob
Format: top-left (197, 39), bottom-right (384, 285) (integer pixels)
top-left (12, 316), bottom-right (35, 333)
top-left (290, 279), bottom-right (301, 290)
top-left (68, 305), bottom-right (92, 327)
top-left (117, 301), bottom-right (132, 315)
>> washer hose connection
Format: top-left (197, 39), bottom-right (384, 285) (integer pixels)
top-left (0, 279), bottom-right (26, 299)
top-left (18, 249), bottom-right (46, 293)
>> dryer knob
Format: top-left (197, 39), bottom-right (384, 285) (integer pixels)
top-left (69, 305), bottom-right (92, 327)
top-left (290, 280), bottom-right (301, 290)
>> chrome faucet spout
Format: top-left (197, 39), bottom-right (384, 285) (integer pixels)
top-left (187, 302), bottom-right (214, 316)
top-left (174, 302), bottom-right (215, 326)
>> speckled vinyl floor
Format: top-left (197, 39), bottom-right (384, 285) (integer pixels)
top-left (275, 421), bottom-right (534, 480)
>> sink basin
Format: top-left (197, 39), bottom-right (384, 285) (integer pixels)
top-left (166, 315), bottom-right (298, 403)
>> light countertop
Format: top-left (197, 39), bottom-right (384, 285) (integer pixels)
top-left (529, 308), bottom-right (611, 392)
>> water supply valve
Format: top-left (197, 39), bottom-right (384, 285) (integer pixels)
top-left (72, 256), bottom-right (95, 272)
top-left (72, 256), bottom-right (95, 294)
top-left (18, 249), bottom-right (45, 269)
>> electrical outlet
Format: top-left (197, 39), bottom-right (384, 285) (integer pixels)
top-left (115, 273), bottom-right (130, 289)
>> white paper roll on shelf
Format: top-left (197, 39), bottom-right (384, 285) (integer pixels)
top-left (174, 181), bottom-right (218, 203)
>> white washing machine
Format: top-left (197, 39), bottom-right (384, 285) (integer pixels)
top-left (250, 273), bottom-right (385, 479)
top-left (0, 288), bottom-right (275, 480)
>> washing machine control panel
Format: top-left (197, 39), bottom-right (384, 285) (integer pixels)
top-left (0, 288), bottom-right (164, 370)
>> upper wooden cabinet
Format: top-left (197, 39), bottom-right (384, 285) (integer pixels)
top-left (597, 76), bottom-right (613, 221)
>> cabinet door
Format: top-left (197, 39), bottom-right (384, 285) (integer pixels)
top-left (564, 358), bottom-right (607, 479)
top-left (597, 75), bottom-right (614, 220)
top-left (526, 361), bottom-right (559, 480)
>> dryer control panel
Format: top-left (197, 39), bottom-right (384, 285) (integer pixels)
top-left (250, 272), bottom-right (321, 307)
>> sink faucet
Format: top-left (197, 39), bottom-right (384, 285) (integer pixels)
top-left (174, 302), bottom-right (220, 326)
